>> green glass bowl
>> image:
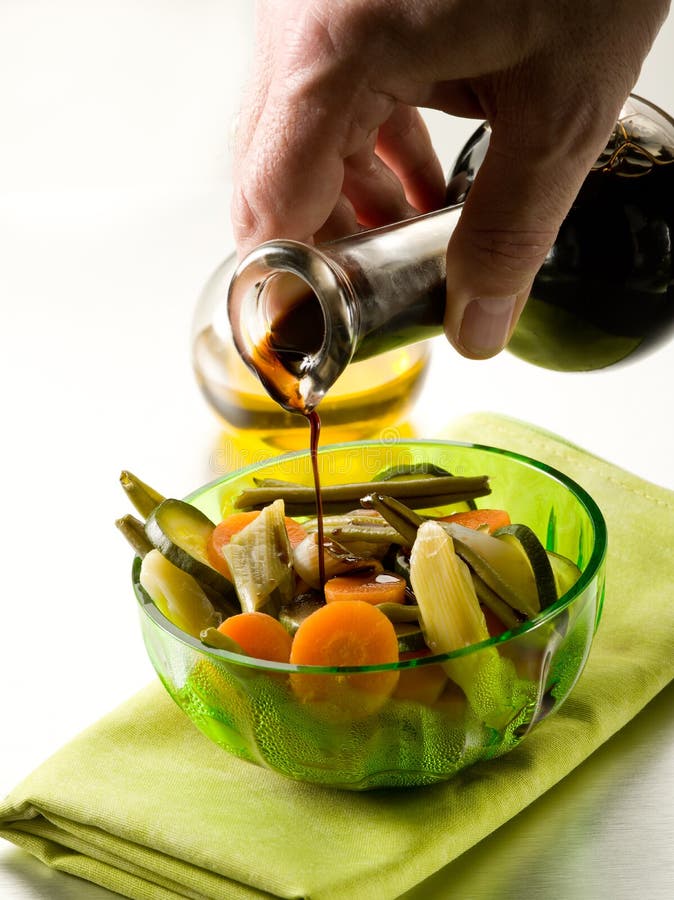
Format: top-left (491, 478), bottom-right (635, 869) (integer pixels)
top-left (133, 440), bottom-right (607, 790)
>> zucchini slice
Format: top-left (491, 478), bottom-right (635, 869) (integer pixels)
top-left (547, 550), bottom-right (582, 598)
top-left (493, 524), bottom-right (558, 611)
top-left (393, 548), bottom-right (411, 585)
top-left (279, 591), bottom-right (325, 636)
top-left (441, 521), bottom-right (541, 618)
top-left (139, 549), bottom-right (222, 638)
top-left (144, 499), bottom-right (237, 606)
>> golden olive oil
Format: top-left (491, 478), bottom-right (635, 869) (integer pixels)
top-left (194, 324), bottom-right (429, 467)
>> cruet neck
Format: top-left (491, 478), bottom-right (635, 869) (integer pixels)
top-left (228, 204), bottom-right (463, 413)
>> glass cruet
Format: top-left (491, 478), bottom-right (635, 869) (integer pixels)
top-left (193, 262), bottom-right (431, 450)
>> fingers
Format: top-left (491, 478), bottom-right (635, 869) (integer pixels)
top-left (231, 4), bottom-right (340, 254)
top-left (375, 105), bottom-right (447, 212)
top-left (342, 138), bottom-right (419, 228)
top-left (231, 3), bottom-right (452, 255)
top-left (231, 2), bottom-right (403, 256)
top-left (443, 138), bottom-right (570, 359)
top-left (443, 102), bottom-right (619, 359)
top-left (232, 93), bottom-right (426, 254)
top-left (313, 195), bottom-right (360, 243)
top-left (231, 80), bottom-right (351, 256)
top-left (437, 0), bottom-right (668, 359)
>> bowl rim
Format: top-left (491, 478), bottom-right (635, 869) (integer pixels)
top-left (133, 437), bottom-right (607, 674)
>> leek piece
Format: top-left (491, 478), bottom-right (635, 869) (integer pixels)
top-left (410, 521), bottom-right (489, 652)
top-left (223, 498), bottom-right (294, 616)
top-left (410, 521), bottom-right (518, 728)
top-left (292, 534), bottom-right (381, 590)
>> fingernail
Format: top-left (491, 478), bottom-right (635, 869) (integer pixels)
top-left (458, 296), bottom-right (517, 358)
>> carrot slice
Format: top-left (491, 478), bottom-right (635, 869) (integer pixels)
top-left (481, 604), bottom-right (509, 638)
top-left (394, 661), bottom-right (447, 705)
top-left (440, 508), bottom-right (511, 533)
top-left (281, 517), bottom-right (309, 546)
top-left (218, 612), bottom-right (293, 663)
top-left (207, 511), bottom-right (307, 579)
top-left (290, 601), bottom-right (399, 721)
top-left (324, 570), bottom-right (406, 605)
top-left (433, 680), bottom-right (467, 720)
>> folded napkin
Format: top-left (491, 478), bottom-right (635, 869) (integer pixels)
top-left (2, 413), bottom-right (673, 900)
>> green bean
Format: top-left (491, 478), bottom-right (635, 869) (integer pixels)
top-left (372, 463), bottom-right (478, 510)
top-left (252, 477), bottom-right (300, 488)
top-left (375, 602), bottom-right (421, 623)
top-left (303, 513), bottom-right (403, 544)
top-left (200, 627), bottom-right (245, 654)
top-left (120, 470), bottom-right (165, 519)
top-left (234, 474), bottom-right (490, 515)
top-left (320, 524), bottom-right (402, 543)
top-left (115, 514), bottom-right (154, 558)
top-left (304, 513), bottom-right (391, 529)
top-left (359, 494), bottom-right (425, 546)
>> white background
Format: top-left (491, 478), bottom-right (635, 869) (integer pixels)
top-left (1, 2), bottom-right (673, 898)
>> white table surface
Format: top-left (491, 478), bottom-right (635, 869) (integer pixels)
top-left (1, 3), bottom-right (673, 898)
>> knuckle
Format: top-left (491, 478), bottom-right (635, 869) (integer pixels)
top-left (231, 184), bottom-right (264, 245)
top-left (465, 226), bottom-right (555, 282)
top-left (386, 108), bottom-right (418, 144)
top-left (287, 0), bottom-right (390, 81)
top-left (289, 1), bottom-right (359, 71)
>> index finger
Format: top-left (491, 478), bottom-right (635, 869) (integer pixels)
top-left (231, 19), bottom-right (399, 256)
top-left (231, 89), bottom-right (353, 256)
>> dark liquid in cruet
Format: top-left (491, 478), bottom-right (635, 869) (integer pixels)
top-left (509, 162), bottom-right (674, 370)
top-left (268, 286), bottom-right (325, 374)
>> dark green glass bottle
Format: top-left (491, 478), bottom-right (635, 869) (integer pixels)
top-left (447, 94), bottom-right (674, 370)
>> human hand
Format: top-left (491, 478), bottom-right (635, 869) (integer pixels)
top-left (231, 0), bottom-right (669, 359)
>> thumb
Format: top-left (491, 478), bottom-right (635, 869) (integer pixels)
top-left (443, 127), bottom-right (595, 360)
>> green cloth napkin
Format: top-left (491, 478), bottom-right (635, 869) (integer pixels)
top-left (2, 413), bottom-right (673, 900)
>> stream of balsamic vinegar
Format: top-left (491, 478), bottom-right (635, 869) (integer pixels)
top-left (251, 321), bottom-right (327, 590)
top-left (307, 410), bottom-right (326, 590)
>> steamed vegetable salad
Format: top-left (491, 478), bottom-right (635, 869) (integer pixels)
top-left (117, 467), bottom-right (581, 722)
